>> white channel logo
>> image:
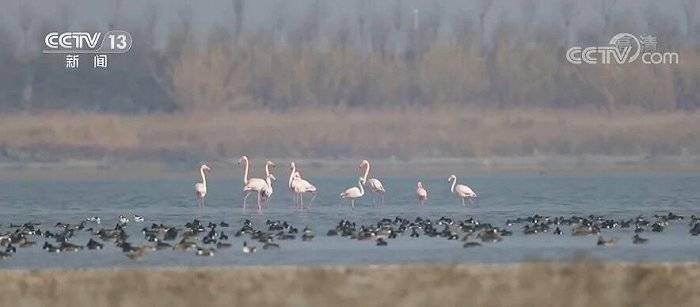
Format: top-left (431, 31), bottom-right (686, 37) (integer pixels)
top-left (43, 30), bottom-right (132, 54)
top-left (566, 33), bottom-right (679, 65)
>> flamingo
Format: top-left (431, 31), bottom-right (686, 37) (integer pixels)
top-left (238, 156), bottom-right (274, 211)
top-left (194, 164), bottom-right (211, 206)
top-left (448, 175), bottom-right (477, 206)
top-left (289, 162), bottom-right (317, 209)
top-left (340, 177), bottom-right (366, 208)
top-left (293, 171), bottom-right (317, 209)
top-left (261, 173), bottom-right (276, 206)
top-left (416, 181), bottom-right (427, 205)
top-left (359, 160), bottom-right (386, 205)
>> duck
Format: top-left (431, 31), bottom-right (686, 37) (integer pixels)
top-left (597, 236), bottom-right (617, 247)
top-left (5, 244), bottom-right (16, 254)
top-left (86, 239), bottom-right (104, 250)
top-left (477, 229), bottom-right (502, 243)
top-left (133, 215), bottom-right (145, 223)
top-left (59, 241), bottom-right (84, 252)
top-left (242, 241), bottom-right (256, 254)
top-left (42, 242), bottom-right (61, 253)
top-left (86, 216), bottom-right (101, 224)
top-left (262, 238), bottom-right (280, 250)
top-left (196, 248), bottom-right (215, 257)
top-left (376, 238), bottom-right (388, 246)
top-left (689, 223), bottom-right (700, 236)
top-left (463, 242), bottom-right (482, 248)
top-left (632, 234), bottom-right (649, 244)
top-left (302, 227), bottom-right (314, 241)
top-left (216, 241), bottom-right (232, 249)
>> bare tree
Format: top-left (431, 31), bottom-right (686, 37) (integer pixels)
top-left (477, 0), bottom-right (494, 55)
top-left (233, 0), bottom-right (245, 44)
top-left (683, 0), bottom-right (697, 39)
top-left (18, 3), bottom-right (34, 109)
top-left (272, 0), bottom-right (287, 46)
top-left (356, 0), bottom-right (368, 50)
top-left (393, 0), bottom-right (403, 31)
top-left (600, 0), bottom-right (618, 35)
top-left (561, 0), bottom-right (576, 46)
top-left (370, 14), bottom-right (391, 59)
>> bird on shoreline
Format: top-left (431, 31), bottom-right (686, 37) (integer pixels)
top-left (448, 175), bottom-right (477, 206)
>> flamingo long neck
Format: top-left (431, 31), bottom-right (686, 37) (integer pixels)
top-left (242, 158), bottom-right (250, 185)
top-left (450, 178), bottom-right (457, 193)
top-left (200, 167), bottom-right (207, 188)
top-left (362, 162), bottom-right (370, 181)
top-left (289, 164), bottom-right (296, 189)
top-left (265, 163), bottom-right (271, 178)
top-left (358, 179), bottom-right (365, 195)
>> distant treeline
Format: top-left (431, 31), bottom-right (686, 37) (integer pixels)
top-left (0, 0), bottom-right (698, 113)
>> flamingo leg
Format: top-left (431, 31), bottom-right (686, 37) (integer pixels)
top-left (461, 198), bottom-right (466, 206)
top-left (351, 199), bottom-right (355, 208)
top-left (300, 193), bottom-right (304, 209)
top-left (308, 192), bottom-right (317, 209)
top-left (243, 191), bottom-right (252, 208)
top-left (381, 193), bottom-right (385, 205)
top-left (256, 191), bottom-right (262, 212)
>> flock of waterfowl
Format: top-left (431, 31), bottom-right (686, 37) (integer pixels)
top-left (196, 156), bottom-right (477, 211)
top-left (0, 211), bottom-right (699, 261)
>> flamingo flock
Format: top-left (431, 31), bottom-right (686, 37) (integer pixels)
top-left (194, 157), bottom-right (478, 210)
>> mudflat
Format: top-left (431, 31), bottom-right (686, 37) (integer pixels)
top-left (1, 262), bottom-right (699, 307)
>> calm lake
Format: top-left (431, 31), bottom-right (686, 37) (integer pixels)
top-left (0, 173), bottom-right (699, 269)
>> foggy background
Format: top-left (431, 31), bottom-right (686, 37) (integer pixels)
top-left (0, 0), bottom-right (697, 113)
top-left (0, 0), bottom-right (698, 167)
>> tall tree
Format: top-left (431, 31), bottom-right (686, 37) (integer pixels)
top-left (233, 0), bottom-right (245, 44)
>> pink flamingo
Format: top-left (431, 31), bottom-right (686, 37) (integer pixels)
top-left (448, 175), bottom-right (477, 206)
top-left (194, 164), bottom-right (211, 206)
top-left (238, 156), bottom-right (274, 211)
top-left (293, 171), bottom-right (317, 209)
top-left (415, 181), bottom-right (427, 205)
top-left (359, 160), bottom-right (386, 205)
top-left (289, 162), bottom-right (317, 209)
top-left (340, 177), bottom-right (365, 208)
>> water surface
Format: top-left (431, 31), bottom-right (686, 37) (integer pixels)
top-left (0, 173), bottom-right (699, 269)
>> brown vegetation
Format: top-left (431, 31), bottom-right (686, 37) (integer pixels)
top-left (1, 262), bottom-right (700, 307)
top-left (0, 108), bottom-right (698, 163)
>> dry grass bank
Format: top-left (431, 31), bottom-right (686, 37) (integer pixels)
top-left (0, 108), bottom-right (699, 162)
top-left (1, 262), bottom-right (700, 307)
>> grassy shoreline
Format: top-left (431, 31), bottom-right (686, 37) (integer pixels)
top-left (1, 109), bottom-right (698, 163)
top-left (2, 262), bottom-right (700, 306)
top-left (0, 154), bottom-right (699, 180)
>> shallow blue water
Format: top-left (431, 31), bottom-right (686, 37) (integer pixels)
top-left (0, 173), bottom-right (699, 269)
